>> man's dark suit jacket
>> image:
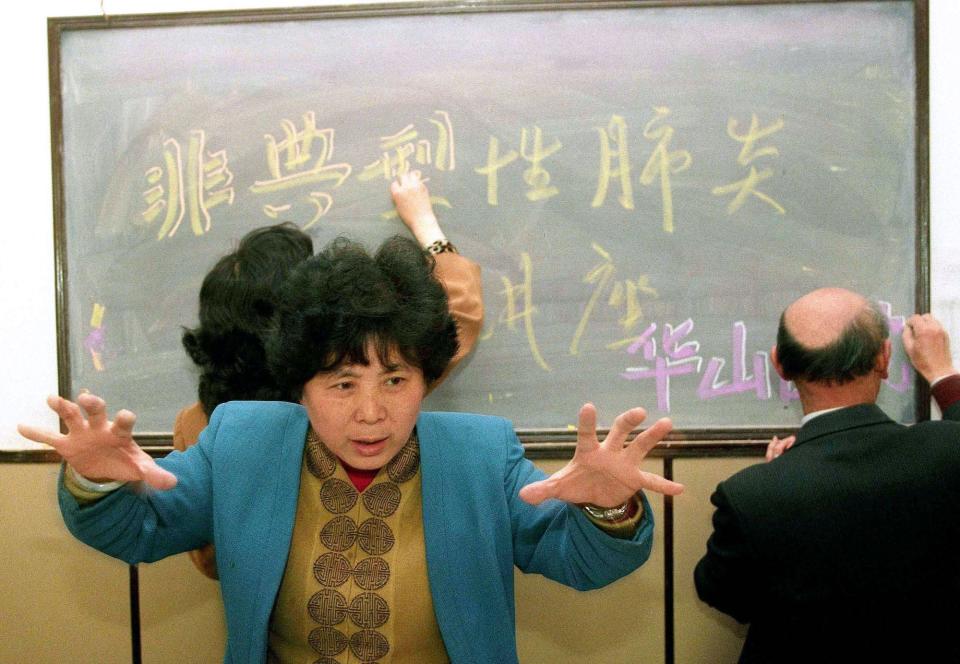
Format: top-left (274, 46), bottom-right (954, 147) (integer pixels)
top-left (695, 399), bottom-right (960, 663)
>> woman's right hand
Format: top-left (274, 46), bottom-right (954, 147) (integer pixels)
top-left (390, 170), bottom-right (445, 247)
top-left (18, 393), bottom-right (177, 490)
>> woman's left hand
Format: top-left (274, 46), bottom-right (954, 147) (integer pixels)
top-left (518, 403), bottom-right (683, 508)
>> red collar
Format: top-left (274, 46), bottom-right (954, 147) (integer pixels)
top-left (340, 460), bottom-right (380, 493)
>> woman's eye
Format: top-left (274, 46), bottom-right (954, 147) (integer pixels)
top-left (386, 376), bottom-right (405, 386)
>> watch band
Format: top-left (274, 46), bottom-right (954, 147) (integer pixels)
top-left (66, 464), bottom-right (126, 493)
top-left (424, 238), bottom-right (457, 255)
top-left (581, 501), bottom-right (631, 522)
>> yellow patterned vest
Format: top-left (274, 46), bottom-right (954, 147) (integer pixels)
top-left (267, 429), bottom-right (449, 664)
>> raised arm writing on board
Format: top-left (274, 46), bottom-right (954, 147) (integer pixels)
top-left (391, 170), bottom-right (483, 381)
top-left (18, 393), bottom-right (176, 491)
top-left (902, 313), bottom-right (957, 384)
top-left (902, 313), bottom-right (960, 415)
top-left (391, 170), bottom-right (447, 248)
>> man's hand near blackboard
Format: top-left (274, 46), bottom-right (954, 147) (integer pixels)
top-left (18, 393), bottom-right (177, 492)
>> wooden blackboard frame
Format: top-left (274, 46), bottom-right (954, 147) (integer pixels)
top-left (47, 0), bottom-right (929, 450)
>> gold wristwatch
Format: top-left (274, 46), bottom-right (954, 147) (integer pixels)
top-left (581, 501), bottom-right (630, 522)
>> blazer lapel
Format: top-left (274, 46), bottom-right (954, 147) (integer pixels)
top-left (246, 406), bottom-right (310, 661)
top-left (415, 412), bottom-right (473, 662)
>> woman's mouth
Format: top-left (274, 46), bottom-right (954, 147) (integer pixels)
top-left (351, 437), bottom-right (388, 456)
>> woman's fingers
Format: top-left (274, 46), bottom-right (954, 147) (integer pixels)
top-left (16, 423), bottom-right (63, 448)
top-left (625, 416), bottom-right (672, 464)
top-left (53, 396), bottom-right (87, 432)
top-left (111, 409), bottom-right (137, 440)
top-left (78, 393), bottom-right (108, 430)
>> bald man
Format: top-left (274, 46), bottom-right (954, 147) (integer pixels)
top-left (694, 288), bottom-right (960, 662)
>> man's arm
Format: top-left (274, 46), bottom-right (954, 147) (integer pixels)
top-left (694, 484), bottom-right (759, 624)
top-left (903, 313), bottom-right (960, 417)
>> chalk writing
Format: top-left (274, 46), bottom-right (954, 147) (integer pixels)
top-left (569, 243), bottom-right (658, 355)
top-left (621, 319), bottom-right (702, 412)
top-left (249, 111), bottom-right (351, 229)
top-left (360, 110), bottom-right (456, 180)
top-left (612, 301), bottom-right (913, 412)
top-left (592, 115), bottom-right (634, 211)
top-left (359, 111), bottom-right (456, 219)
top-left (778, 378), bottom-right (800, 404)
top-left (698, 321), bottom-right (772, 401)
top-left (132, 109), bottom-right (810, 237)
top-left (481, 252), bottom-right (551, 371)
top-left (879, 300), bottom-right (912, 393)
top-left (639, 107), bottom-right (692, 234)
top-left (712, 113), bottom-right (785, 216)
top-left (142, 130), bottom-right (235, 239)
top-left (475, 126), bottom-right (562, 205)
top-left (83, 303), bottom-right (107, 372)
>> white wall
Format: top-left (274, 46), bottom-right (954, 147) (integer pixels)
top-left (930, 0), bottom-right (960, 323)
top-left (3, 0), bottom-right (959, 449)
top-left (0, 0), bottom-right (384, 450)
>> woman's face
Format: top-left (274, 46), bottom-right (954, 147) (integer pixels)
top-left (300, 344), bottom-right (427, 470)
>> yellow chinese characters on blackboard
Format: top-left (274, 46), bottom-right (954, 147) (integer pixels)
top-left (137, 107), bottom-right (793, 240)
top-left (141, 130), bottom-right (235, 239)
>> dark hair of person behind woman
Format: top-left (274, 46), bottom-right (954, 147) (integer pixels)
top-left (268, 235), bottom-right (459, 399)
top-left (182, 222), bottom-right (313, 416)
top-left (775, 298), bottom-right (889, 385)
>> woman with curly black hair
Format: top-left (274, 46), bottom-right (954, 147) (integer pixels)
top-left (25, 182), bottom-right (682, 663)
top-left (173, 172), bottom-right (484, 579)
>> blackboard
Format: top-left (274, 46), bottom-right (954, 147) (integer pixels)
top-left (49, 0), bottom-right (927, 438)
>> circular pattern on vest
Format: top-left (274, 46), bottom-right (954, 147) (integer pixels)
top-left (306, 431), bottom-right (336, 479)
top-left (313, 552), bottom-right (352, 588)
top-left (361, 482), bottom-right (402, 518)
top-left (308, 626), bottom-right (348, 657)
top-left (347, 591), bottom-right (390, 629)
top-left (349, 628), bottom-right (390, 662)
top-left (353, 557), bottom-right (390, 591)
top-left (320, 477), bottom-right (359, 514)
top-left (357, 518), bottom-right (395, 556)
top-left (308, 588), bottom-right (348, 626)
top-left (386, 439), bottom-right (420, 484)
top-left (320, 516), bottom-right (357, 552)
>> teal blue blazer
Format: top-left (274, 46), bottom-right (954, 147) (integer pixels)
top-left (60, 402), bottom-right (654, 663)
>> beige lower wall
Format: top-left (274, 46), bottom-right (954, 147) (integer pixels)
top-left (673, 457), bottom-right (758, 663)
top-left (138, 554), bottom-right (226, 664)
top-left (0, 455), bottom-right (757, 663)
top-left (0, 463), bottom-right (130, 664)
top-left (515, 459), bottom-right (665, 664)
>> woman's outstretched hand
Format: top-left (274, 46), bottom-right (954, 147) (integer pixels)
top-left (18, 393), bottom-right (177, 490)
top-left (519, 403), bottom-right (683, 508)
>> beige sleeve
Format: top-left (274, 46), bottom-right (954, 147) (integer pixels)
top-left (431, 252), bottom-right (483, 390)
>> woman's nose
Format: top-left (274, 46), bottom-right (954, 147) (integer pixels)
top-left (354, 389), bottom-right (386, 423)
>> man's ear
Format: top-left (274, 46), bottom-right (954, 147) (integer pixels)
top-left (771, 345), bottom-right (787, 380)
top-left (876, 339), bottom-right (892, 380)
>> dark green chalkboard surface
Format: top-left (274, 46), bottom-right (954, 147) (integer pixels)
top-left (49, 0), bottom-right (926, 438)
